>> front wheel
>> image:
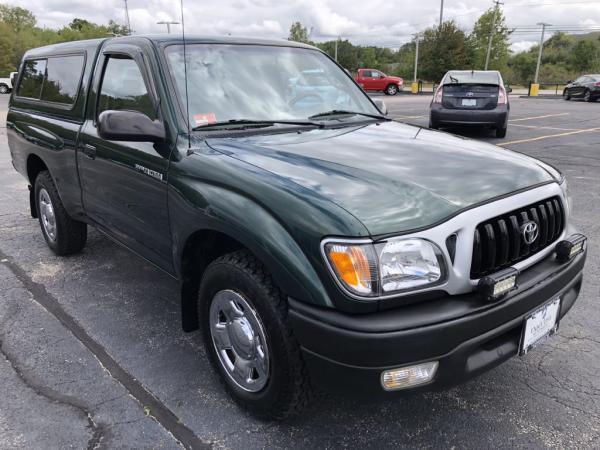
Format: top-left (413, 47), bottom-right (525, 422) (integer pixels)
top-left (584, 89), bottom-right (592, 102)
top-left (563, 89), bottom-right (570, 100)
top-left (199, 250), bottom-right (312, 420)
top-left (0, 84), bottom-right (9, 94)
top-left (385, 84), bottom-right (399, 96)
top-left (34, 171), bottom-right (87, 255)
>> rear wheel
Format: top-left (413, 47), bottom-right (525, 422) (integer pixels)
top-left (428, 117), bottom-right (439, 129)
top-left (584, 89), bottom-right (592, 102)
top-left (563, 89), bottom-right (571, 100)
top-left (385, 84), bottom-right (399, 96)
top-left (200, 250), bottom-right (312, 420)
top-left (496, 125), bottom-right (507, 138)
top-left (0, 84), bottom-right (9, 94)
top-left (34, 171), bottom-right (87, 255)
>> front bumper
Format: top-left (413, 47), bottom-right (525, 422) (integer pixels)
top-left (289, 249), bottom-right (585, 396)
top-left (430, 104), bottom-right (508, 127)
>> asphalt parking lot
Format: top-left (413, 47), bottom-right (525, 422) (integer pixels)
top-left (1, 93), bottom-right (599, 449)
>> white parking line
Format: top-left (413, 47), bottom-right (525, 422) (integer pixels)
top-left (499, 127), bottom-right (600, 146)
top-left (510, 123), bottom-right (581, 131)
top-left (509, 113), bottom-right (570, 122)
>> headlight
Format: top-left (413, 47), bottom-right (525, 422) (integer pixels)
top-left (322, 238), bottom-right (446, 298)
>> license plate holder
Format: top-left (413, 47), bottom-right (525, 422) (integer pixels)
top-left (461, 98), bottom-right (477, 106)
top-left (520, 298), bottom-right (561, 356)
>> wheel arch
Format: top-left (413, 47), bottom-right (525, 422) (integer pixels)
top-left (26, 154), bottom-right (49, 218)
top-left (177, 223), bottom-right (330, 332)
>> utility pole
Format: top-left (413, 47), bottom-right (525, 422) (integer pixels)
top-left (413, 33), bottom-right (420, 83)
top-left (484, 0), bottom-right (503, 70)
top-left (157, 20), bottom-right (179, 33)
top-left (534, 22), bottom-right (550, 83)
top-left (439, 0), bottom-right (444, 28)
top-left (124, 0), bottom-right (132, 35)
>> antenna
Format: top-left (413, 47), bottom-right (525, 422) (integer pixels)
top-left (180, 0), bottom-right (191, 151)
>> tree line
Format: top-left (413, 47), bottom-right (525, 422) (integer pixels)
top-left (0, 4), bottom-right (129, 76)
top-left (289, 10), bottom-right (600, 85)
top-left (0, 3), bottom-right (598, 85)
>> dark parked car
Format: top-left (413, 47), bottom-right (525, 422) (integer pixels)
top-left (563, 74), bottom-right (600, 102)
top-left (430, 70), bottom-right (510, 137)
top-left (7, 36), bottom-right (586, 420)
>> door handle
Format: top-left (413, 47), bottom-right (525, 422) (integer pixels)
top-left (81, 144), bottom-right (96, 159)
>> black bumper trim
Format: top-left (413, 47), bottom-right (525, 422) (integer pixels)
top-left (289, 251), bottom-right (585, 394)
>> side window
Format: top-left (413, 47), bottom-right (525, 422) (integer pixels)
top-left (362, 70), bottom-right (371, 77)
top-left (17, 59), bottom-right (47, 99)
top-left (41, 55), bottom-right (85, 105)
top-left (97, 56), bottom-right (155, 120)
top-left (372, 72), bottom-right (381, 79)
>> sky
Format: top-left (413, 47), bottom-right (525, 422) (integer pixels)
top-left (7, 0), bottom-right (600, 52)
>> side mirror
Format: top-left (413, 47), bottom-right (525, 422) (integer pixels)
top-left (98, 110), bottom-right (165, 143)
top-left (372, 98), bottom-right (388, 115)
top-left (10, 72), bottom-right (16, 87)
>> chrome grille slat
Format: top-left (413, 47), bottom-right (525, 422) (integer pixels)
top-left (470, 196), bottom-right (565, 278)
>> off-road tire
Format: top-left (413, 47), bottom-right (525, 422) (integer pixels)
top-left (34, 170), bottom-right (87, 255)
top-left (199, 250), bottom-right (312, 420)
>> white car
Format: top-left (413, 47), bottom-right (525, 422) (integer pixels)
top-left (0, 72), bottom-right (18, 94)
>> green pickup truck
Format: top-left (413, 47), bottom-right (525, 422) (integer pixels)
top-left (7, 35), bottom-right (587, 420)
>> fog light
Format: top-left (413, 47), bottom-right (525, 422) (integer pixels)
top-left (478, 267), bottom-right (518, 301)
top-left (381, 361), bottom-right (438, 391)
top-left (555, 234), bottom-right (587, 263)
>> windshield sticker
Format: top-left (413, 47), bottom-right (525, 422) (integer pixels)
top-left (194, 113), bottom-right (217, 127)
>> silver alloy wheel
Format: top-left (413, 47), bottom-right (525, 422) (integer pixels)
top-left (209, 290), bottom-right (270, 392)
top-left (387, 85), bottom-right (398, 95)
top-left (39, 188), bottom-right (57, 241)
top-left (584, 90), bottom-right (591, 102)
top-left (0, 85), bottom-right (7, 94)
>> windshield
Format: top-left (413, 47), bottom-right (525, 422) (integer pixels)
top-left (443, 71), bottom-right (500, 85)
top-left (164, 44), bottom-right (379, 127)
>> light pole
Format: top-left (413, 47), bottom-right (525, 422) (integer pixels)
top-left (413, 33), bottom-right (420, 83)
top-left (334, 36), bottom-right (340, 61)
top-left (157, 20), bottom-right (180, 33)
top-left (123, 0), bottom-right (132, 35)
top-left (439, 0), bottom-right (444, 28)
top-left (484, 0), bottom-right (503, 70)
top-left (534, 23), bottom-right (550, 84)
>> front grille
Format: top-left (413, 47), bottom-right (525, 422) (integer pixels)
top-left (470, 196), bottom-right (565, 278)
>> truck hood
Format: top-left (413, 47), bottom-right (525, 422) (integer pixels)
top-left (206, 121), bottom-right (558, 236)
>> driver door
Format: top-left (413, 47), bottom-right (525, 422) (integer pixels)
top-left (77, 45), bottom-right (174, 273)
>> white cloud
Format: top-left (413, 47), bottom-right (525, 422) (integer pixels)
top-left (6, 0), bottom-right (600, 50)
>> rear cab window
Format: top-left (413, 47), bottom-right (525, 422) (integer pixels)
top-left (14, 53), bottom-right (87, 118)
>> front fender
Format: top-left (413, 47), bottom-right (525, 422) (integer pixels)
top-left (169, 180), bottom-right (333, 309)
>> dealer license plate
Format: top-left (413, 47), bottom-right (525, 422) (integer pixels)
top-left (520, 298), bottom-right (561, 355)
top-left (461, 98), bottom-right (477, 106)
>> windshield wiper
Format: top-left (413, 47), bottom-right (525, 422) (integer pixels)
top-left (308, 110), bottom-right (387, 121)
top-left (192, 119), bottom-right (322, 131)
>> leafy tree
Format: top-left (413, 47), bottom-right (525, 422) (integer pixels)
top-left (468, 8), bottom-right (511, 71)
top-left (0, 4), bottom-right (35, 33)
top-left (288, 22), bottom-right (310, 44)
top-left (419, 21), bottom-right (470, 81)
top-left (570, 40), bottom-right (600, 72)
top-left (317, 39), bottom-right (359, 70)
top-left (0, 21), bottom-right (15, 75)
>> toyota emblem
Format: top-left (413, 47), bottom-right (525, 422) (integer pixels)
top-left (521, 221), bottom-right (539, 245)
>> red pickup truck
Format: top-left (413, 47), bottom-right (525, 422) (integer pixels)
top-left (354, 68), bottom-right (403, 95)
